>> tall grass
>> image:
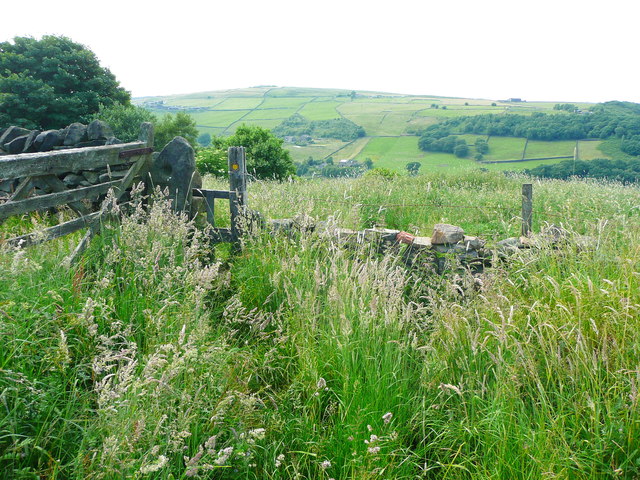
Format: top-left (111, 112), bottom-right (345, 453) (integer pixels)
top-left (1, 172), bottom-right (640, 478)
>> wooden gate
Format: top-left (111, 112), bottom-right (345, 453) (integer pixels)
top-left (193, 146), bottom-right (247, 245)
top-left (0, 123), bottom-right (154, 262)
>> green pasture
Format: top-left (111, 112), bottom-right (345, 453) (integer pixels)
top-left (260, 96), bottom-right (313, 109)
top-left (189, 109), bottom-right (251, 128)
top-left (525, 139), bottom-right (576, 159)
top-left (578, 140), bottom-right (608, 160)
top-left (298, 100), bottom-right (342, 120)
top-left (354, 136), bottom-right (467, 171)
top-left (286, 138), bottom-right (346, 163)
top-left (485, 136), bottom-right (528, 161)
top-left (242, 108), bottom-right (299, 121)
top-left (137, 87), bottom-right (608, 170)
top-left (214, 97), bottom-right (265, 109)
top-left (226, 118), bottom-right (283, 134)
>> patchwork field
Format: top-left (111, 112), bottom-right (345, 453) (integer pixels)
top-left (135, 87), bottom-right (610, 170)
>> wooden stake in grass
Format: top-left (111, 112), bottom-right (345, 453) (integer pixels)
top-left (521, 183), bottom-right (533, 237)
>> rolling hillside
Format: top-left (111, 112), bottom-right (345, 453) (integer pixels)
top-left (135, 87), bottom-right (609, 172)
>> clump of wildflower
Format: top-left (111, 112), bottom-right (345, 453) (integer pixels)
top-left (275, 454), bottom-right (285, 468)
top-left (215, 447), bottom-right (234, 466)
top-left (139, 455), bottom-right (168, 474)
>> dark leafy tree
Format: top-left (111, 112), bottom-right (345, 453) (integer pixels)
top-left (197, 132), bottom-right (212, 147)
top-left (406, 162), bottom-right (421, 176)
top-left (475, 138), bottom-right (489, 154)
top-left (453, 143), bottom-right (469, 157)
top-left (154, 112), bottom-right (199, 151)
top-left (91, 104), bottom-right (156, 142)
top-left (226, 124), bottom-right (296, 180)
top-left (0, 35), bottom-right (130, 129)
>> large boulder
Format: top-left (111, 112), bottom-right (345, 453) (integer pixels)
top-left (150, 136), bottom-right (196, 213)
top-left (0, 126), bottom-right (31, 149)
top-left (34, 130), bottom-right (65, 151)
top-left (431, 224), bottom-right (465, 245)
top-left (87, 120), bottom-right (114, 141)
top-left (63, 123), bottom-right (88, 146)
top-left (21, 130), bottom-right (40, 153)
top-left (4, 135), bottom-right (30, 154)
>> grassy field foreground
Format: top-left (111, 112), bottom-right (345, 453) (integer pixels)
top-left (1, 172), bottom-right (640, 479)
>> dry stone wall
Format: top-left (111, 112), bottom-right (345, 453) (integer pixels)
top-left (265, 217), bottom-right (594, 275)
top-left (0, 120), bottom-right (127, 199)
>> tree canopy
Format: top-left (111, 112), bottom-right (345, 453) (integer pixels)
top-left (91, 104), bottom-right (156, 143)
top-left (195, 124), bottom-right (296, 180)
top-left (273, 114), bottom-right (365, 142)
top-left (154, 112), bottom-right (199, 151)
top-left (0, 36), bottom-right (130, 129)
top-left (416, 101), bottom-right (640, 148)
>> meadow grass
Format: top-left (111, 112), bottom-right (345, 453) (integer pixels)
top-left (298, 101), bottom-right (342, 121)
top-left (524, 140), bottom-right (576, 159)
top-left (3, 171), bottom-right (639, 479)
top-left (189, 110), bottom-right (251, 128)
top-left (485, 137), bottom-right (528, 161)
top-left (213, 97), bottom-right (265, 110)
top-left (578, 140), bottom-right (609, 160)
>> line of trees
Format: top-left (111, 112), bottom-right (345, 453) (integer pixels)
top-left (525, 158), bottom-right (640, 183)
top-left (417, 102), bottom-right (640, 155)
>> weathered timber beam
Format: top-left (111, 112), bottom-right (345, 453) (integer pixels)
top-left (193, 188), bottom-right (231, 200)
top-left (41, 176), bottom-right (90, 217)
top-left (4, 211), bottom-right (102, 248)
top-left (9, 176), bottom-right (34, 201)
top-left (0, 180), bottom-right (120, 221)
top-left (0, 142), bottom-right (145, 179)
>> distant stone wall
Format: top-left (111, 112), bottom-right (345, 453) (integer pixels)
top-left (266, 217), bottom-right (594, 275)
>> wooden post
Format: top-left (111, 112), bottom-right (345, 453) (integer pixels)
top-left (521, 183), bottom-right (533, 237)
top-left (228, 146), bottom-right (247, 245)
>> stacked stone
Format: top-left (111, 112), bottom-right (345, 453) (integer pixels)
top-left (0, 120), bottom-right (128, 198)
top-left (0, 120), bottom-right (121, 155)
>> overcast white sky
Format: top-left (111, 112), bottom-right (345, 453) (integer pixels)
top-left (2, 0), bottom-right (638, 103)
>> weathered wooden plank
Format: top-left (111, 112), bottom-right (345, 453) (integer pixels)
top-left (9, 176), bottom-right (33, 201)
top-left (5, 211), bottom-right (102, 248)
top-left (228, 147), bottom-right (247, 246)
top-left (41, 175), bottom-right (90, 217)
top-left (0, 180), bottom-right (119, 221)
top-left (521, 183), bottom-right (533, 237)
top-left (193, 188), bottom-right (231, 200)
top-left (0, 142), bottom-right (144, 179)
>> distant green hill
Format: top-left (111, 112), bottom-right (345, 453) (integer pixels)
top-left (134, 87), bottom-right (625, 172)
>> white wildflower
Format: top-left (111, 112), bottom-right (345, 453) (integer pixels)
top-left (139, 455), bottom-right (168, 474)
top-left (320, 460), bottom-right (332, 470)
top-left (382, 412), bottom-right (393, 424)
top-left (275, 454), bottom-right (285, 468)
top-left (367, 446), bottom-right (381, 454)
top-left (317, 377), bottom-right (327, 389)
top-left (215, 446), bottom-right (234, 466)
